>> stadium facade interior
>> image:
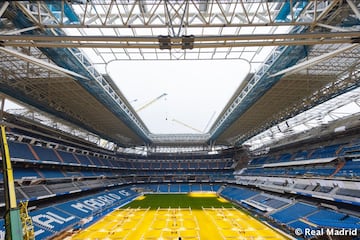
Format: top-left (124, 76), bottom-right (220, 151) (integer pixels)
top-left (0, 1), bottom-right (360, 239)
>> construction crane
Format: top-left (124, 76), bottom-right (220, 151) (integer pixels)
top-left (171, 119), bottom-right (203, 134)
top-left (202, 111), bottom-right (216, 133)
top-left (0, 98), bottom-right (33, 240)
top-left (136, 93), bottom-right (168, 112)
top-left (19, 201), bottom-right (34, 240)
top-left (134, 93), bottom-right (214, 134)
top-left (1, 124), bottom-right (23, 240)
top-left (172, 111), bottom-right (216, 134)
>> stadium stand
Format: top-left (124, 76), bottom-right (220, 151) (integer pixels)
top-left (230, 128), bottom-right (360, 238)
top-left (27, 187), bottom-right (139, 239)
top-left (270, 202), bottom-right (318, 223)
top-left (219, 185), bottom-right (360, 237)
top-left (1, 104), bottom-right (359, 240)
top-left (0, 1), bottom-right (359, 240)
top-left (8, 141), bottom-right (37, 161)
top-left (139, 183), bottom-right (222, 194)
top-left (0, 36), bottom-right (359, 240)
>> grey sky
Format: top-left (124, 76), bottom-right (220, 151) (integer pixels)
top-left (108, 59), bottom-right (250, 134)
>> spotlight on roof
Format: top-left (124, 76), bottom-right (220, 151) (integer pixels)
top-left (158, 35), bottom-right (172, 50)
top-left (182, 35), bottom-right (195, 50)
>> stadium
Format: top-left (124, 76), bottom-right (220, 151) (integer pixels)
top-left (0, 1), bottom-right (359, 239)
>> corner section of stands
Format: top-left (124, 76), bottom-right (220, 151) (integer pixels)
top-left (219, 185), bottom-right (360, 239)
top-left (235, 140), bottom-right (360, 212)
top-left (0, 187), bottom-right (139, 240)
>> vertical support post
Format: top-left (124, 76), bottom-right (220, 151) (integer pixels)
top-left (1, 125), bottom-right (23, 240)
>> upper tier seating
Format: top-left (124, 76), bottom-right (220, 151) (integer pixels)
top-left (240, 139), bottom-right (360, 179)
top-left (7, 140), bottom-right (234, 176)
top-left (75, 154), bottom-right (93, 165)
top-left (8, 141), bottom-right (36, 161)
top-left (309, 144), bottom-right (341, 159)
top-left (241, 164), bottom-right (338, 178)
top-left (339, 143), bottom-right (360, 157)
top-left (32, 145), bottom-right (61, 163)
top-left (57, 150), bottom-right (79, 165)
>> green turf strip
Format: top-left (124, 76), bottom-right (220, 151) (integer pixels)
top-left (122, 194), bottom-right (234, 210)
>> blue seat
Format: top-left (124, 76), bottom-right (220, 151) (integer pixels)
top-left (270, 203), bottom-right (317, 223)
top-left (152, 162), bottom-right (161, 169)
top-left (170, 184), bottom-right (180, 192)
top-left (202, 184), bottom-right (212, 191)
top-left (288, 220), bottom-right (318, 237)
top-left (306, 210), bottom-right (360, 229)
top-left (189, 162), bottom-right (198, 169)
top-left (30, 206), bottom-right (80, 233)
top-left (162, 162), bottom-right (170, 169)
top-left (0, 219), bottom-right (4, 237)
top-left (38, 169), bottom-right (65, 179)
top-left (25, 186), bottom-right (139, 239)
top-left (158, 184), bottom-right (169, 192)
top-left (13, 168), bottom-right (41, 180)
top-left (75, 154), bottom-right (93, 165)
top-left (212, 184), bottom-right (221, 192)
top-left (87, 156), bottom-right (104, 166)
top-left (32, 145), bottom-right (61, 163)
top-left (180, 184), bottom-right (190, 192)
top-left (8, 141), bottom-right (36, 161)
top-left (221, 186), bottom-right (258, 200)
top-left (57, 150), bottom-right (79, 164)
top-left (191, 184), bottom-right (201, 191)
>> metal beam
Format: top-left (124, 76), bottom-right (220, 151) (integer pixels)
top-left (40, 21), bottom-right (315, 29)
top-left (1, 39), bottom-right (355, 49)
top-left (270, 44), bottom-right (360, 77)
top-left (31, 1), bottom-right (307, 29)
top-left (0, 1), bottom-right (9, 18)
top-left (0, 26), bottom-right (39, 35)
top-left (0, 31), bottom-right (359, 49)
top-left (1, 31), bottom-right (358, 42)
top-left (0, 47), bottom-right (89, 80)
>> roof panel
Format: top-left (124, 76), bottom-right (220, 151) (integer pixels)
top-left (0, 0), bottom-right (359, 148)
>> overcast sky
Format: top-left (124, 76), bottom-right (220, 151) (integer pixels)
top-left (107, 59), bottom-right (250, 134)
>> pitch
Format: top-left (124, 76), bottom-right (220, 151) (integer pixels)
top-left (70, 193), bottom-right (288, 239)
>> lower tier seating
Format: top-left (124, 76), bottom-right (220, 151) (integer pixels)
top-left (0, 186), bottom-right (139, 240)
top-left (219, 185), bottom-right (360, 238)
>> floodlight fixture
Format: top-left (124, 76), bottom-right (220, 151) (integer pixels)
top-left (158, 35), bottom-right (172, 50)
top-left (182, 35), bottom-right (195, 50)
